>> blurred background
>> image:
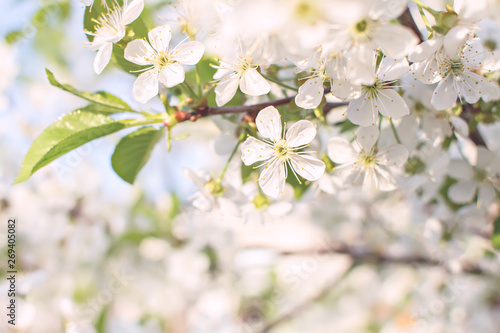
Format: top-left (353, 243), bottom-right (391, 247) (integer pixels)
top-left (1, 1), bottom-right (500, 333)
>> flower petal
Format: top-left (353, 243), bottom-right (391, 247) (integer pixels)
top-left (408, 37), bottom-right (443, 63)
top-left (376, 144), bottom-right (409, 167)
top-left (172, 41), bottom-right (205, 65)
top-left (478, 183), bottom-right (496, 208)
top-left (373, 24), bottom-right (419, 58)
top-left (347, 95), bottom-right (378, 127)
top-left (121, 0), bottom-right (144, 25)
top-left (132, 69), bottom-right (159, 103)
top-left (356, 125), bottom-right (379, 152)
top-left (448, 180), bottom-right (477, 204)
top-left (377, 57), bottom-right (410, 82)
top-left (258, 160), bottom-right (285, 197)
top-left (431, 76), bottom-right (458, 110)
top-left (448, 159), bottom-right (474, 180)
top-left (295, 77), bottom-right (324, 109)
top-left (327, 137), bottom-right (357, 164)
top-left (255, 106), bottom-right (282, 141)
top-left (443, 26), bottom-right (470, 59)
top-left (124, 38), bottom-right (155, 66)
top-left (240, 68), bottom-right (271, 96)
top-left (240, 137), bottom-right (274, 166)
top-left (148, 25), bottom-right (171, 53)
top-left (376, 89), bottom-right (410, 119)
top-left (158, 62), bottom-right (185, 88)
top-left (93, 43), bottom-right (113, 74)
top-left (289, 155), bottom-right (325, 181)
top-left (215, 74), bottom-right (239, 107)
top-left (285, 120), bottom-right (316, 147)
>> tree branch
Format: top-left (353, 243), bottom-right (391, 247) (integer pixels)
top-left (271, 243), bottom-right (492, 276)
top-left (174, 92), bottom-right (347, 122)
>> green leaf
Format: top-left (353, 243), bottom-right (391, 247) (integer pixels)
top-left (78, 103), bottom-right (138, 115)
top-left (111, 126), bottom-right (165, 184)
top-left (492, 217), bottom-right (500, 250)
top-left (46, 69), bottom-right (132, 111)
top-left (14, 111), bottom-right (126, 184)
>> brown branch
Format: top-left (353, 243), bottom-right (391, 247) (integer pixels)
top-left (260, 243), bottom-right (492, 276)
top-left (174, 91), bottom-right (348, 123)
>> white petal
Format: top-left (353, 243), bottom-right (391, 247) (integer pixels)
top-left (124, 39), bottom-right (155, 66)
top-left (347, 95), bottom-right (378, 127)
top-left (444, 26), bottom-right (470, 59)
top-left (408, 38), bottom-right (443, 63)
top-left (295, 77), bottom-right (324, 109)
top-left (289, 155), bottom-right (325, 181)
top-left (285, 120), bottom-right (316, 147)
top-left (376, 144), bottom-right (409, 167)
top-left (347, 46), bottom-right (377, 85)
top-left (215, 74), bottom-right (239, 106)
top-left (478, 183), bottom-right (496, 208)
top-left (258, 160), bottom-right (285, 197)
top-left (240, 137), bottom-right (274, 166)
top-left (148, 25), bottom-right (171, 53)
top-left (356, 125), bottom-right (379, 152)
top-left (456, 73), bottom-right (482, 104)
top-left (377, 57), bottom-right (410, 82)
top-left (327, 137), bottom-right (357, 164)
top-left (447, 159), bottom-right (474, 180)
top-left (132, 69), bottom-right (159, 103)
top-left (240, 68), bottom-right (271, 96)
top-left (475, 146), bottom-right (495, 169)
top-left (172, 41), bottom-right (205, 65)
top-left (93, 43), bottom-right (113, 74)
top-left (158, 63), bottom-right (185, 88)
top-left (373, 24), bottom-right (419, 58)
top-left (448, 180), bottom-right (477, 204)
top-left (121, 0), bottom-right (144, 25)
top-left (255, 106), bottom-right (282, 141)
top-left (375, 89), bottom-right (410, 119)
top-left (431, 77), bottom-right (458, 110)
top-left (451, 116), bottom-right (469, 137)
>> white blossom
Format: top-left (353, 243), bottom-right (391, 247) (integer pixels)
top-left (124, 25), bottom-right (205, 103)
top-left (241, 106), bottom-right (325, 197)
top-left (85, 0), bottom-right (144, 74)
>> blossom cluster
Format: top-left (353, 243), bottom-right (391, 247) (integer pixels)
top-left (79, 0), bottom-right (500, 201)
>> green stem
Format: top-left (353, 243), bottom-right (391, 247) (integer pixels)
top-left (417, 6), bottom-right (434, 35)
top-left (195, 63), bottom-right (203, 97)
top-left (218, 133), bottom-right (245, 183)
top-left (389, 118), bottom-right (402, 144)
top-left (181, 81), bottom-right (200, 100)
top-left (412, 0), bottom-right (440, 17)
top-left (261, 73), bottom-right (298, 92)
top-left (120, 114), bottom-right (168, 128)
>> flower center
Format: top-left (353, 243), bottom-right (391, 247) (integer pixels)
top-left (294, 0), bottom-right (322, 24)
top-left (358, 151), bottom-right (376, 169)
top-left (475, 169), bottom-right (487, 182)
top-left (154, 52), bottom-right (173, 70)
top-left (362, 79), bottom-right (384, 99)
top-left (443, 58), bottom-right (464, 77)
top-left (274, 139), bottom-right (291, 161)
top-left (237, 56), bottom-right (256, 74)
top-left (350, 19), bottom-right (379, 43)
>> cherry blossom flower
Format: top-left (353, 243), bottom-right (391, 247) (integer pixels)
top-left (124, 25), bottom-right (205, 103)
top-left (295, 52), bottom-right (360, 109)
top-left (327, 125), bottom-right (408, 191)
top-left (85, 0), bottom-right (144, 74)
top-left (213, 52), bottom-right (270, 106)
top-left (447, 146), bottom-right (500, 208)
top-left (241, 106), bottom-right (325, 197)
top-left (346, 56), bottom-right (411, 127)
top-left (429, 36), bottom-right (500, 110)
